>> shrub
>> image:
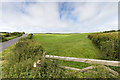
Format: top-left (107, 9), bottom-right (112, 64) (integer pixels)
top-left (88, 32), bottom-right (120, 60)
top-left (2, 38), bottom-right (43, 77)
top-left (103, 30), bottom-right (117, 33)
top-left (4, 33), bottom-right (10, 37)
top-left (26, 33), bottom-right (33, 39)
top-left (28, 59), bottom-right (68, 78)
top-left (1, 36), bottom-right (8, 42)
top-left (2, 36), bottom-right (71, 78)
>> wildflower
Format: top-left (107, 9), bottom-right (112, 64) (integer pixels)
top-left (33, 60), bottom-right (41, 68)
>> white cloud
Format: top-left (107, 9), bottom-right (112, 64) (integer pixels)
top-left (0, 2), bottom-right (118, 33)
top-left (1, 0), bottom-right (119, 2)
top-left (70, 2), bottom-right (118, 32)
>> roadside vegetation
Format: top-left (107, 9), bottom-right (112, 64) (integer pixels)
top-left (2, 34), bottom-right (75, 78)
top-left (0, 32), bottom-right (25, 42)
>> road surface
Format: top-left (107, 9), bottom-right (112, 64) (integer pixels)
top-left (0, 34), bottom-right (26, 52)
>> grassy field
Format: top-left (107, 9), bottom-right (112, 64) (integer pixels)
top-left (32, 33), bottom-right (102, 59)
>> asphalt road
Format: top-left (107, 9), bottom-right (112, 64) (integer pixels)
top-left (0, 34), bottom-right (26, 52)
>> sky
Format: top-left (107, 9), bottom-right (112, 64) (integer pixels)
top-left (0, 1), bottom-right (118, 33)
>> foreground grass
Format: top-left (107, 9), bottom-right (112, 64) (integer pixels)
top-left (2, 47), bottom-right (119, 78)
top-left (58, 60), bottom-right (99, 69)
top-left (1, 45), bottom-right (14, 60)
top-left (32, 33), bottom-right (102, 59)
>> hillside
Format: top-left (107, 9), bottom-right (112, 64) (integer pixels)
top-left (32, 33), bottom-right (102, 59)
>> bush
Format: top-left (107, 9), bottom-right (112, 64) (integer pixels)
top-left (1, 36), bottom-right (8, 42)
top-left (4, 33), bottom-right (10, 37)
top-left (28, 59), bottom-right (68, 78)
top-left (2, 36), bottom-right (71, 78)
top-left (103, 30), bottom-right (117, 33)
top-left (88, 32), bottom-right (120, 60)
top-left (26, 33), bottom-right (33, 39)
top-left (3, 38), bottom-right (43, 77)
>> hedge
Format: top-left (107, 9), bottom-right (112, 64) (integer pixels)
top-left (2, 34), bottom-right (73, 78)
top-left (88, 32), bottom-right (120, 60)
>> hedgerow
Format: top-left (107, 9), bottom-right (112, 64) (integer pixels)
top-left (88, 32), bottom-right (120, 60)
top-left (1, 32), bottom-right (25, 42)
top-left (1, 36), bottom-right (8, 42)
top-left (2, 34), bottom-right (73, 78)
top-left (26, 33), bottom-right (33, 39)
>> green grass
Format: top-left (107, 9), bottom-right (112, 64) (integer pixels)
top-left (5, 36), bottom-right (18, 40)
top-left (32, 33), bottom-right (103, 69)
top-left (32, 33), bottom-right (102, 59)
top-left (57, 60), bottom-right (99, 69)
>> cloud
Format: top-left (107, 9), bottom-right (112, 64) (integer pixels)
top-left (1, 0), bottom-right (119, 2)
top-left (0, 2), bottom-right (118, 33)
top-left (71, 2), bottom-right (118, 32)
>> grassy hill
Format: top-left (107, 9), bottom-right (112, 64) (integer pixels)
top-left (32, 33), bottom-right (102, 59)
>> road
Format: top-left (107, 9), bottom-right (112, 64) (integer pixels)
top-left (0, 34), bottom-right (26, 52)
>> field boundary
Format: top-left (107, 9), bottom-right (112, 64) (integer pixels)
top-left (45, 55), bottom-right (120, 67)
